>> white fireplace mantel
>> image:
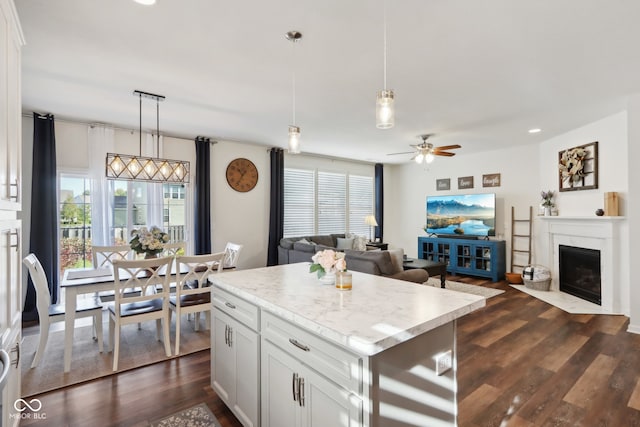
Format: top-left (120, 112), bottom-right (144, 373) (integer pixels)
top-left (536, 216), bottom-right (626, 314)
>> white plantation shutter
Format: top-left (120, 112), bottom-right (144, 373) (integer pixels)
top-left (348, 175), bottom-right (374, 236)
top-left (283, 167), bottom-right (374, 237)
top-left (283, 168), bottom-right (315, 237)
top-left (317, 172), bottom-right (346, 234)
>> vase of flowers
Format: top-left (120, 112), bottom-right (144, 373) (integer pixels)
top-left (310, 249), bottom-right (347, 285)
top-left (540, 190), bottom-right (555, 216)
top-left (129, 226), bottom-right (170, 258)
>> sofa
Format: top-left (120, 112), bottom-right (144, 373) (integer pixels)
top-left (278, 234), bottom-right (429, 284)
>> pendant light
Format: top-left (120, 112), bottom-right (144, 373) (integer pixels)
top-left (286, 31), bottom-right (302, 154)
top-left (106, 90), bottom-right (190, 183)
top-left (376, 0), bottom-right (394, 129)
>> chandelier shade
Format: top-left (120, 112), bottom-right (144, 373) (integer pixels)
top-left (106, 152), bottom-right (190, 182)
top-left (105, 90), bottom-right (190, 183)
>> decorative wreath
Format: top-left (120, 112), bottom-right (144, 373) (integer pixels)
top-left (558, 147), bottom-right (589, 186)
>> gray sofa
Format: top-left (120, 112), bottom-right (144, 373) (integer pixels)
top-left (278, 234), bottom-right (429, 284)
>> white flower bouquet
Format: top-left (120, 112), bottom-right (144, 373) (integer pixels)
top-left (310, 249), bottom-right (347, 278)
top-left (129, 226), bottom-right (169, 256)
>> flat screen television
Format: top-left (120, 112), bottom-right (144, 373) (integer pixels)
top-left (426, 193), bottom-right (496, 237)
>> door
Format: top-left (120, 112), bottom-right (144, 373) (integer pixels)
top-left (302, 366), bottom-right (362, 427)
top-left (261, 340), bottom-right (302, 427)
top-left (212, 309), bottom-right (236, 404)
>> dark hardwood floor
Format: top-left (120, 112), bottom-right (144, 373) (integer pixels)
top-left (19, 276), bottom-right (640, 426)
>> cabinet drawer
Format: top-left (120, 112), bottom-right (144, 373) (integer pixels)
top-left (212, 287), bottom-right (259, 331)
top-left (261, 311), bottom-right (362, 394)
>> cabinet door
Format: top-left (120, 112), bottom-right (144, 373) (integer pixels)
top-left (231, 317), bottom-right (259, 427)
top-left (261, 340), bottom-right (302, 427)
top-left (2, 332), bottom-right (21, 427)
top-left (0, 220), bottom-right (21, 338)
top-left (302, 366), bottom-right (362, 427)
top-left (212, 308), bottom-right (260, 427)
top-left (212, 309), bottom-right (236, 404)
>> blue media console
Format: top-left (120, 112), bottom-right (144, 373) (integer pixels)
top-left (418, 236), bottom-right (506, 282)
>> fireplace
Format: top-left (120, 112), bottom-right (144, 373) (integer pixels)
top-left (559, 245), bottom-right (601, 305)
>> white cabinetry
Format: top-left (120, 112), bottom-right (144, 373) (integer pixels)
top-left (262, 340), bottom-right (362, 427)
top-left (0, 1), bottom-right (23, 425)
top-left (211, 288), bottom-right (260, 427)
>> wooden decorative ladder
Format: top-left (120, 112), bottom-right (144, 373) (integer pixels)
top-left (510, 206), bottom-right (532, 272)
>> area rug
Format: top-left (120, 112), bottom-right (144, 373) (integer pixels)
top-left (150, 403), bottom-right (221, 427)
top-left (21, 315), bottom-right (211, 397)
top-left (424, 277), bottom-right (504, 299)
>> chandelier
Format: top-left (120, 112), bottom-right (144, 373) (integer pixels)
top-left (106, 90), bottom-right (190, 183)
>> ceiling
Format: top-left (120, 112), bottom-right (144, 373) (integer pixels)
top-left (15, 0), bottom-right (640, 164)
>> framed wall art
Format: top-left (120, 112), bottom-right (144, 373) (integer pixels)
top-left (436, 178), bottom-right (450, 191)
top-left (458, 176), bottom-right (474, 189)
top-left (482, 173), bottom-right (501, 187)
top-left (558, 141), bottom-right (598, 192)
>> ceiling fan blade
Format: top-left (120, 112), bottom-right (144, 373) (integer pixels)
top-left (434, 144), bottom-right (461, 151)
top-left (434, 151), bottom-right (456, 157)
top-left (387, 151), bottom-right (415, 156)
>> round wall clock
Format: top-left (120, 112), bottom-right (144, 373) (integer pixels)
top-left (226, 158), bottom-right (259, 192)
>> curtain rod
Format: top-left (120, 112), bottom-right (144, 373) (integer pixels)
top-left (22, 112), bottom-right (218, 144)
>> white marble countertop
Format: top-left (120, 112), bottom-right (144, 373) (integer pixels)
top-left (211, 263), bottom-right (485, 356)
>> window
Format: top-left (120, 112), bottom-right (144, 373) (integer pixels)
top-left (109, 181), bottom-right (187, 244)
top-left (59, 175), bottom-right (93, 273)
top-left (283, 168), bottom-right (374, 237)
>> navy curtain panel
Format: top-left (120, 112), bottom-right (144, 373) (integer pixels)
top-left (24, 113), bottom-right (58, 322)
top-left (267, 148), bottom-right (284, 266)
top-left (194, 136), bottom-right (212, 255)
top-left (374, 163), bottom-right (384, 241)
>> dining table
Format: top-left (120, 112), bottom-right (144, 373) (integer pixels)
top-left (60, 263), bottom-right (189, 373)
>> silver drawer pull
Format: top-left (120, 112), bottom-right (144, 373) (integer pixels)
top-left (298, 377), bottom-right (305, 407)
top-left (289, 338), bottom-right (310, 352)
top-left (10, 179), bottom-right (19, 201)
top-left (225, 302), bottom-right (236, 309)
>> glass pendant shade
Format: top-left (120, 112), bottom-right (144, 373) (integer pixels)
top-left (376, 89), bottom-right (395, 129)
top-left (288, 125), bottom-right (301, 154)
top-left (414, 153), bottom-right (424, 164)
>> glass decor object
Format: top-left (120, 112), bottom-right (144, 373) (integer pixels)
top-left (335, 271), bottom-right (352, 290)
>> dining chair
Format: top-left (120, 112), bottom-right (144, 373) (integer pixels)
top-left (170, 252), bottom-right (225, 355)
top-left (109, 256), bottom-right (173, 371)
top-left (223, 242), bottom-right (243, 270)
top-left (23, 253), bottom-right (103, 368)
top-left (162, 241), bottom-right (186, 258)
top-left (92, 245), bottom-right (138, 303)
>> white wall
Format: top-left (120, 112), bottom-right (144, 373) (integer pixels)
top-left (533, 111), bottom-right (630, 315)
top-left (626, 97), bottom-right (640, 332)
top-left (384, 144), bottom-right (540, 267)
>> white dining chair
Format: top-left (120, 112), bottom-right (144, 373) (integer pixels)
top-left (91, 245), bottom-right (131, 268)
top-left (170, 252), bottom-right (224, 355)
top-left (23, 254), bottom-right (103, 368)
top-left (223, 242), bottom-right (243, 270)
top-left (109, 256), bottom-right (173, 371)
top-left (162, 241), bottom-right (186, 258)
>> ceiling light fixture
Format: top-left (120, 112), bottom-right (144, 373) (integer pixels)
top-left (414, 144), bottom-right (435, 164)
top-left (133, 0), bottom-right (156, 5)
top-left (286, 31), bottom-right (302, 154)
top-left (528, 128), bottom-right (542, 134)
top-left (376, 0), bottom-right (394, 129)
top-left (106, 90), bottom-right (190, 183)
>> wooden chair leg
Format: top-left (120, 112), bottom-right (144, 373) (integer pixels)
top-left (174, 310), bottom-right (181, 356)
top-left (31, 319), bottom-right (51, 368)
top-left (95, 313), bottom-right (104, 353)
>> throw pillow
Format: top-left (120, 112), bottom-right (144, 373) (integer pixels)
top-left (347, 234), bottom-right (368, 251)
top-left (297, 238), bottom-right (312, 245)
top-left (387, 248), bottom-right (405, 274)
top-left (336, 237), bottom-right (354, 250)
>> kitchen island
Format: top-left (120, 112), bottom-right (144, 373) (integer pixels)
top-left (210, 262), bottom-right (485, 427)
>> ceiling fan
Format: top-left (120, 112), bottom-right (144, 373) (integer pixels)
top-left (387, 134), bottom-right (461, 164)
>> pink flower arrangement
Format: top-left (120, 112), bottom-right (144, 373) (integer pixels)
top-left (309, 249), bottom-right (347, 278)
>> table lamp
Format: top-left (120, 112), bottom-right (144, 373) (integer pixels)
top-left (364, 215), bottom-right (378, 242)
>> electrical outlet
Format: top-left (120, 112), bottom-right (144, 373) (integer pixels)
top-left (435, 350), bottom-right (452, 376)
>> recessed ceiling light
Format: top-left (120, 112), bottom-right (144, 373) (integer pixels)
top-left (528, 128), bottom-right (542, 134)
top-left (134, 0), bottom-right (156, 5)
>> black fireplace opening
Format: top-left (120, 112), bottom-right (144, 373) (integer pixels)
top-left (559, 245), bottom-right (601, 305)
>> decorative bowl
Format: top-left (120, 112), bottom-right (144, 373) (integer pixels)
top-left (505, 272), bottom-right (523, 284)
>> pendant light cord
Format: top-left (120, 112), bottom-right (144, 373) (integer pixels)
top-left (139, 92), bottom-right (142, 156)
top-left (292, 40), bottom-right (296, 125)
top-left (383, 0), bottom-right (387, 90)
top-left (156, 99), bottom-right (160, 156)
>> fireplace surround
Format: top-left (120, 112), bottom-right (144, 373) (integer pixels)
top-left (537, 216), bottom-right (626, 314)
